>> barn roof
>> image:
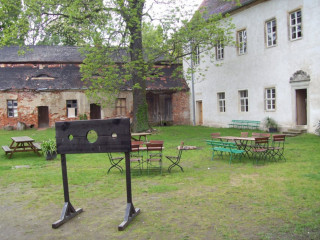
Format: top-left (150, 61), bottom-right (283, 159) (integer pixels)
top-left (0, 46), bottom-right (84, 63)
top-left (0, 46), bottom-right (188, 92)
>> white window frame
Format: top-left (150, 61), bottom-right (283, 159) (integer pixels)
top-left (266, 19), bottom-right (277, 47)
top-left (194, 44), bottom-right (200, 65)
top-left (217, 92), bottom-right (226, 112)
top-left (289, 9), bottom-right (302, 40)
top-left (237, 29), bottom-right (247, 55)
top-left (239, 90), bottom-right (248, 112)
top-left (66, 100), bottom-right (77, 118)
top-left (7, 100), bottom-right (18, 117)
top-left (265, 88), bottom-right (276, 111)
top-left (216, 42), bottom-right (224, 60)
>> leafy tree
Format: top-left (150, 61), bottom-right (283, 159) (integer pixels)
top-left (0, 0), bottom-right (235, 132)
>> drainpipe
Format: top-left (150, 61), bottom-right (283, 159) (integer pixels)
top-left (190, 42), bottom-right (196, 126)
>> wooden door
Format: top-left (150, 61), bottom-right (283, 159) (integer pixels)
top-left (296, 89), bottom-right (307, 125)
top-left (90, 104), bottom-right (101, 119)
top-left (197, 101), bottom-right (203, 125)
top-left (38, 106), bottom-right (49, 128)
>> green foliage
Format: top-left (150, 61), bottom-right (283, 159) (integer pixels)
top-left (264, 116), bottom-right (278, 128)
top-left (0, 0), bottom-right (235, 131)
top-left (136, 101), bottom-right (149, 132)
top-left (315, 120), bottom-right (320, 136)
top-left (79, 113), bottom-right (88, 120)
top-left (41, 138), bottom-right (57, 155)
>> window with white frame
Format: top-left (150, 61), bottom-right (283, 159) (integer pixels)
top-left (216, 41), bottom-right (224, 60)
top-left (237, 29), bottom-right (247, 55)
top-left (265, 88), bottom-right (276, 111)
top-left (239, 90), bottom-right (248, 112)
top-left (217, 92), bottom-right (226, 112)
top-left (66, 100), bottom-right (77, 118)
top-left (289, 9), bottom-right (302, 40)
top-left (7, 100), bottom-right (18, 117)
top-left (193, 44), bottom-right (200, 65)
top-left (266, 19), bottom-right (277, 47)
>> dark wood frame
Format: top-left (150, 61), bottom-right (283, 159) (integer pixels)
top-left (52, 118), bottom-right (140, 231)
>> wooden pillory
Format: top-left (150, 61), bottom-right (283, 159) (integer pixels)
top-left (52, 118), bottom-right (140, 231)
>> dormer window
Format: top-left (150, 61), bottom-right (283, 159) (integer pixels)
top-left (31, 74), bottom-right (55, 80)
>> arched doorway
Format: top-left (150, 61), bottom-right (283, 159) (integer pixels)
top-left (290, 70), bottom-right (310, 126)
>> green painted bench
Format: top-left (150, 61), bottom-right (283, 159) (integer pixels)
top-left (228, 120), bottom-right (260, 129)
top-left (206, 140), bottom-right (245, 164)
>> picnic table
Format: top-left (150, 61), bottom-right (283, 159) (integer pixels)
top-left (2, 136), bottom-right (41, 159)
top-left (131, 132), bottom-right (152, 142)
top-left (217, 136), bottom-right (256, 158)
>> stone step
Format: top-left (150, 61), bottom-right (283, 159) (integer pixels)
top-left (282, 128), bottom-right (306, 137)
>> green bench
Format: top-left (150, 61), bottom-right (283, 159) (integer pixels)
top-left (206, 140), bottom-right (245, 164)
top-left (228, 120), bottom-right (260, 129)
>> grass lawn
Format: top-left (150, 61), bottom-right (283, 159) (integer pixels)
top-left (0, 125), bottom-right (319, 240)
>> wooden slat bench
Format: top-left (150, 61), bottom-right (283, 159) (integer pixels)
top-left (228, 120), bottom-right (260, 129)
top-left (32, 142), bottom-right (42, 151)
top-left (2, 145), bottom-right (13, 155)
top-left (206, 140), bottom-right (245, 164)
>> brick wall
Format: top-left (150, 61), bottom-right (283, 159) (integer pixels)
top-left (172, 90), bottom-right (191, 125)
top-left (0, 90), bottom-right (190, 129)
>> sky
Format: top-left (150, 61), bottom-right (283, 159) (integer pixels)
top-left (146, 0), bottom-right (204, 19)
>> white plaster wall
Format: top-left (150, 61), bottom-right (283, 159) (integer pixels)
top-left (187, 0), bottom-right (320, 133)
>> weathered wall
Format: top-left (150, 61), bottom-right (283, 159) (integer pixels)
top-left (172, 91), bottom-right (190, 125)
top-left (0, 90), bottom-right (133, 129)
top-left (0, 89), bottom-right (189, 129)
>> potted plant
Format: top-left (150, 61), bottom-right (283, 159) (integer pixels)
top-left (41, 139), bottom-right (57, 160)
top-left (315, 120), bottom-right (320, 136)
top-left (264, 117), bottom-right (278, 133)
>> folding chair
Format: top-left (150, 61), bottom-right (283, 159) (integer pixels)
top-left (166, 142), bottom-right (184, 173)
top-left (268, 135), bottom-right (286, 161)
top-left (146, 141), bottom-right (163, 174)
top-left (211, 133), bottom-right (221, 139)
top-left (260, 133), bottom-right (271, 138)
top-left (107, 152), bottom-right (124, 174)
top-left (130, 141), bottom-right (143, 174)
top-left (251, 137), bottom-right (269, 164)
top-left (240, 132), bottom-right (248, 137)
top-left (252, 132), bottom-right (261, 137)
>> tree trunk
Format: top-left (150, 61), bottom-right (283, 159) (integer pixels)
top-left (127, 1), bottom-right (149, 133)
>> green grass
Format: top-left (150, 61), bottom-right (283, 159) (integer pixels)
top-left (0, 126), bottom-right (319, 240)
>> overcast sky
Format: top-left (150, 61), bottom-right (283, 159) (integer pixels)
top-left (145, 0), bottom-right (204, 26)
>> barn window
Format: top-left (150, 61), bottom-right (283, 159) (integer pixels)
top-left (66, 100), bottom-right (77, 118)
top-left (116, 98), bottom-right (126, 116)
top-left (7, 100), bottom-right (18, 117)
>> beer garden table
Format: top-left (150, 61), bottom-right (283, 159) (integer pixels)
top-left (2, 136), bottom-right (41, 159)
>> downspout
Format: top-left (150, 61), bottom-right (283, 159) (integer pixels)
top-left (190, 41), bottom-right (196, 126)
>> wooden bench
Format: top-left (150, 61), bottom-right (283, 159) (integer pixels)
top-left (2, 145), bottom-right (13, 155)
top-left (228, 120), bottom-right (260, 129)
top-left (32, 142), bottom-right (42, 151)
top-left (206, 140), bottom-right (245, 164)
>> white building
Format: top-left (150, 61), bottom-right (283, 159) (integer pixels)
top-left (188, 0), bottom-right (320, 133)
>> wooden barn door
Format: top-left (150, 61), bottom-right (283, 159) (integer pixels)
top-left (90, 104), bottom-right (101, 119)
top-left (38, 106), bottom-right (49, 128)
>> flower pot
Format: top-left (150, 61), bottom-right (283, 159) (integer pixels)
top-left (46, 152), bottom-right (57, 160)
top-left (268, 127), bottom-right (278, 133)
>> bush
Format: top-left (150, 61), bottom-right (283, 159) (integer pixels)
top-left (316, 120), bottom-right (320, 136)
top-left (41, 139), bottom-right (57, 155)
